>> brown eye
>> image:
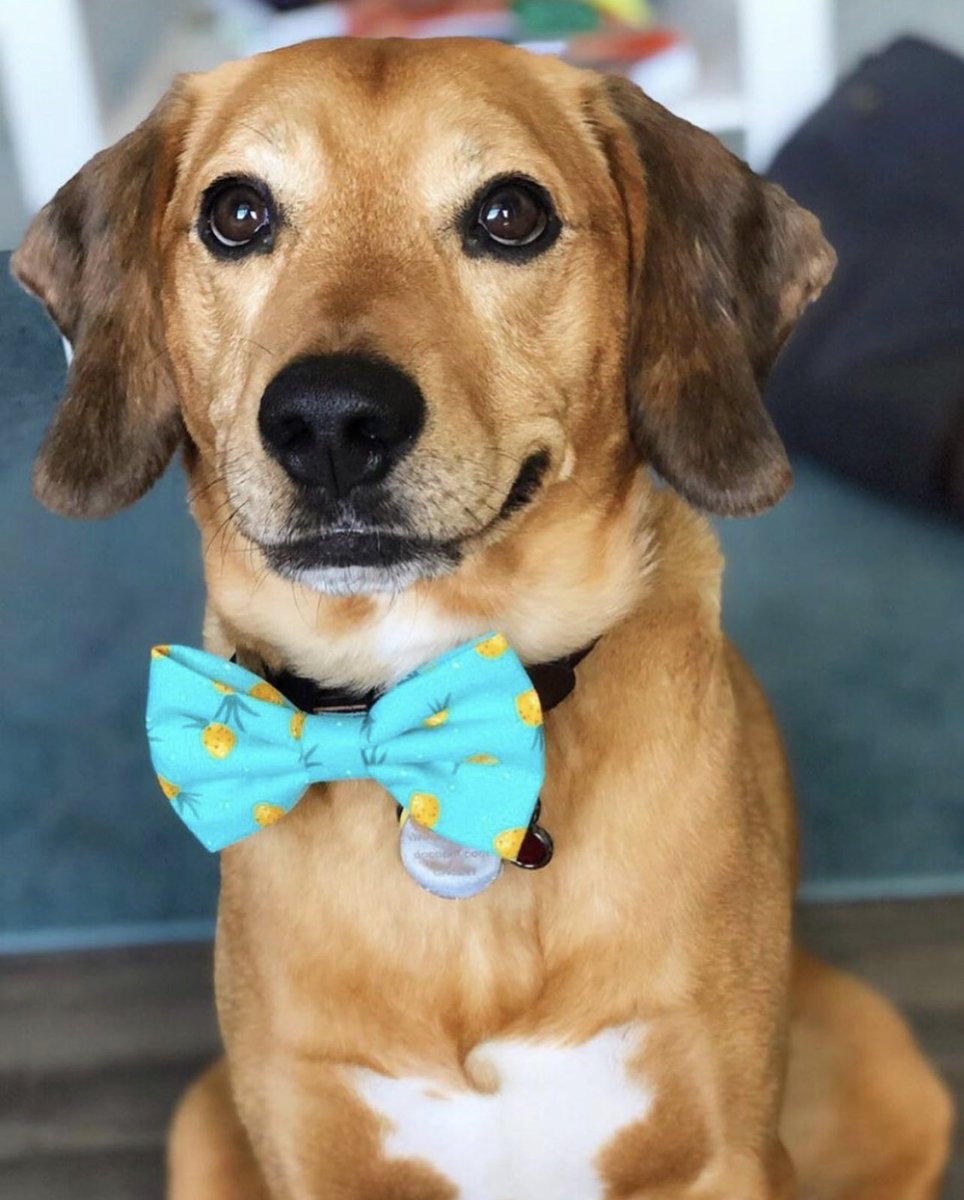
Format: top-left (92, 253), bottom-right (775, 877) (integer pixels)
top-left (201, 178), bottom-right (274, 255)
top-left (478, 183), bottom-right (548, 246)
top-left (462, 176), bottom-right (559, 261)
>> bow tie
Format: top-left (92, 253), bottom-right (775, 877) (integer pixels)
top-left (146, 633), bottom-right (546, 861)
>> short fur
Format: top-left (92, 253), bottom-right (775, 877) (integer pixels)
top-left (14, 38), bottom-right (952, 1199)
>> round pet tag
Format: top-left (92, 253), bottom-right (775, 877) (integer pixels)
top-left (399, 817), bottom-right (503, 899)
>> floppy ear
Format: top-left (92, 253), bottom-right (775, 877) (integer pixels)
top-left (597, 74), bottom-right (835, 516)
top-left (11, 82), bottom-right (193, 517)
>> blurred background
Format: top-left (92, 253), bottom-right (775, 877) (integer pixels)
top-left (0, 2), bottom-right (962, 1194)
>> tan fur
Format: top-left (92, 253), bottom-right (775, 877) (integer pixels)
top-left (14, 37), bottom-right (951, 1199)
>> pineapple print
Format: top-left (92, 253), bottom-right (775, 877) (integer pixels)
top-left (409, 792), bottom-right (441, 829)
top-left (156, 774), bottom-right (200, 818)
top-left (212, 681), bottom-right (234, 695)
top-left (493, 827), bottom-right (527, 860)
top-left (249, 681), bottom-right (286, 705)
top-left (157, 774), bottom-right (180, 800)
top-left (211, 691), bottom-right (255, 731)
top-left (289, 711), bottom-right (306, 740)
top-left (201, 722), bottom-right (236, 759)
top-left (515, 688), bottom-right (543, 727)
top-left (253, 803), bottom-right (286, 827)
top-left (475, 633), bottom-right (509, 659)
top-left (465, 753), bottom-right (500, 765)
top-left (423, 692), bottom-right (452, 728)
top-left (151, 644), bottom-right (171, 659)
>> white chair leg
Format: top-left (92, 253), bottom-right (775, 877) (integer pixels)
top-left (738, 0), bottom-right (835, 171)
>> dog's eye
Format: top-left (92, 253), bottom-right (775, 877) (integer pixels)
top-left (478, 183), bottom-right (547, 246)
top-left (463, 176), bottom-right (560, 261)
top-left (200, 178), bottom-right (275, 257)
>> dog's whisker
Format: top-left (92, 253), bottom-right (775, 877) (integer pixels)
top-left (241, 335), bottom-right (277, 358)
top-left (186, 473), bottom-right (227, 506)
top-left (203, 494), bottom-right (250, 563)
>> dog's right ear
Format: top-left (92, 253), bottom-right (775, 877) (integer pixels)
top-left (11, 81), bottom-right (194, 517)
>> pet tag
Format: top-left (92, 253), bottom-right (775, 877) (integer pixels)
top-left (399, 816), bottom-right (503, 899)
top-left (513, 822), bottom-right (554, 869)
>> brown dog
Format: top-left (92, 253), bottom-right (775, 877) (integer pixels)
top-left (14, 37), bottom-right (952, 1200)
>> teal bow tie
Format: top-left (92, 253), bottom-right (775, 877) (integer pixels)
top-left (146, 633), bottom-right (545, 859)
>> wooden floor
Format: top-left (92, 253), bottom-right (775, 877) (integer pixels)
top-left (0, 897), bottom-right (961, 1199)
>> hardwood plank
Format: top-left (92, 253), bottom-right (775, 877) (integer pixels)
top-left (0, 943), bottom-right (218, 1073)
top-left (0, 941), bottom-right (219, 1194)
top-left (0, 1057), bottom-right (210, 1159)
top-left (0, 1148), bottom-right (165, 1200)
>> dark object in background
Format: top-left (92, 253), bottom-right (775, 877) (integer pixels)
top-left (765, 37), bottom-right (964, 523)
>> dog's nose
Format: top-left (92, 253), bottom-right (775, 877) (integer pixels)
top-left (258, 354), bottom-right (425, 496)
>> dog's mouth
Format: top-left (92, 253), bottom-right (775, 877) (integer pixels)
top-left (498, 450), bottom-right (550, 519)
top-left (265, 530), bottom-right (459, 573)
top-left (262, 529), bottom-right (461, 596)
top-left (260, 451), bottom-right (551, 594)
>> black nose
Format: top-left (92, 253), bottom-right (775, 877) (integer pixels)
top-left (258, 354), bottom-right (425, 497)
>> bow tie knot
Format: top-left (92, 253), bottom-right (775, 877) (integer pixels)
top-left (146, 633), bottom-right (545, 860)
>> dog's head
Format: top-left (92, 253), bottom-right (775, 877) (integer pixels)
top-left (13, 38), bottom-right (832, 623)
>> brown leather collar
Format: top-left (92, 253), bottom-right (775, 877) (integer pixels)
top-left (256, 640), bottom-right (597, 717)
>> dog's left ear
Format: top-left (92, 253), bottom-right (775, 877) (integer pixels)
top-left (595, 74), bottom-right (835, 516)
top-left (11, 81), bottom-right (193, 517)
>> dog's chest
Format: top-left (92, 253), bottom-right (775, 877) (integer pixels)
top-left (351, 1025), bottom-right (652, 1199)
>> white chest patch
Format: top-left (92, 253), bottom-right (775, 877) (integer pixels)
top-left (370, 600), bottom-right (479, 681)
top-left (352, 1025), bottom-right (652, 1199)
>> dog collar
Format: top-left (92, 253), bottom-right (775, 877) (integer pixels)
top-left (255, 642), bottom-right (596, 720)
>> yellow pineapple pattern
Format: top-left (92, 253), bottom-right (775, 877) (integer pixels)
top-left (465, 753), bottom-right (500, 765)
top-left (157, 774), bottom-right (180, 800)
top-left (409, 792), bottom-right (441, 828)
top-left (515, 688), bottom-right (543, 727)
top-left (201, 722), bottom-right (236, 759)
top-left (249, 681), bottom-right (285, 705)
top-left (493, 827), bottom-right (527, 859)
top-left (475, 633), bottom-right (509, 659)
top-left (151, 644), bottom-right (171, 660)
top-left (253, 803), bottom-right (286, 827)
top-left (289, 711), bottom-right (306, 740)
top-left (212, 681), bottom-right (234, 695)
top-left (424, 707), bottom-right (449, 728)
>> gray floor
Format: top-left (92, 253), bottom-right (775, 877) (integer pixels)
top-left (0, 896), bottom-right (961, 1199)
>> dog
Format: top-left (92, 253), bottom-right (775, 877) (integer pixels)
top-left (13, 36), bottom-right (952, 1200)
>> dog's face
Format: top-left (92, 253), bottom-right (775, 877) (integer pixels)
top-left (158, 40), bottom-right (638, 594)
top-left (13, 38), bottom-right (833, 616)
